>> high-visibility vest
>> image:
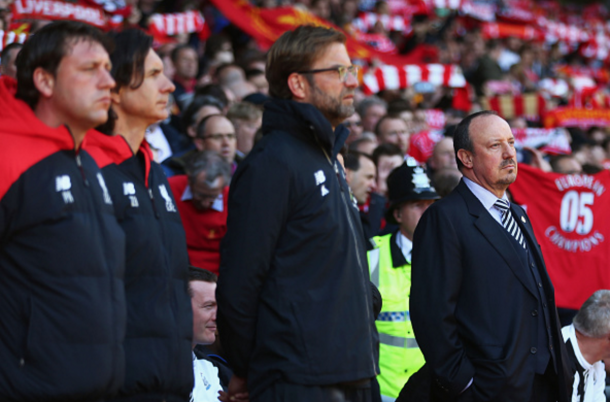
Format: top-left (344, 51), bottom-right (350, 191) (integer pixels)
top-left (368, 233), bottom-right (425, 400)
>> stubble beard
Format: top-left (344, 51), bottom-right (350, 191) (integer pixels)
top-left (310, 83), bottom-right (355, 127)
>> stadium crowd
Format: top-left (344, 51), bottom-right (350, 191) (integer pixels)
top-left (1, 0), bottom-right (610, 401)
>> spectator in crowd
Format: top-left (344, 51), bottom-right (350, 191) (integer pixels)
top-left (227, 101), bottom-right (263, 159)
top-left (194, 84), bottom-right (230, 112)
top-left (163, 95), bottom-right (224, 176)
top-left (410, 111), bottom-right (572, 402)
top-left (217, 25), bottom-right (378, 402)
top-left (432, 167), bottom-right (462, 198)
top-left (368, 162), bottom-right (439, 401)
top-left (172, 44), bottom-right (199, 110)
top-left (562, 289), bottom-right (610, 402)
top-left (427, 136), bottom-right (457, 175)
top-left (169, 151), bottom-right (231, 276)
top-left (87, 28), bottom-right (193, 402)
top-left (550, 155), bottom-right (583, 175)
top-left (203, 34), bottom-right (235, 68)
top-left (246, 68), bottom-right (269, 94)
top-left (345, 151), bottom-right (377, 206)
top-left (0, 21), bottom-right (126, 401)
top-left (350, 136), bottom-right (378, 155)
top-left (0, 42), bottom-right (22, 79)
top-left (345, 151), bottom-right (383, 240)
top-left (372, 143), bottom-right (404, 198)
top-left (343, 112), bottom-right (364, 144)
top-left (358, 95), bottom-right (388, 134)
top-left (194, 114), bottom-right (238, 167)
top-left (472, 40), bottom-right (504, 96)
top-left (375, 114), bottom-right (411, 155)
top-left (189, 267), bottom-right (248, 402)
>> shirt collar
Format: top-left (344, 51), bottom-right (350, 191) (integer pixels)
top-left (395, 232), bottom-right (413, 264)
top-left (181, 184), bottom-right (224, 212)
top-left (463, 176), bottom-right (508, 213)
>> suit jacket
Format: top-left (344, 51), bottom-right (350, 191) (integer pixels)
top-left (410, 179), bottom-right (571, 402)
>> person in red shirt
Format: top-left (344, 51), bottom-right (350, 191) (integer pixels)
top-left (169, 150), bottom-right (231, 275)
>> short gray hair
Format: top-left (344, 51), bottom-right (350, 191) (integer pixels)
top-left (185, 150), bottom-right (231, 187)
top-left (573, 290), bottom-right (610, 338)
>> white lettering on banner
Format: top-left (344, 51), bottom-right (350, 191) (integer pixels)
top-left (544, 226), bottom-right (605, 253)
top-left (14, 0), bottom-right (105, 26)
top-left (554, 174), bottom-right (606, 197)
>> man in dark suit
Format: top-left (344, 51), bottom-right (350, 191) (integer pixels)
top-left (409, 110), bottom-right (572, 402)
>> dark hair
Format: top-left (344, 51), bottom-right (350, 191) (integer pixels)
top-left (345, 151), bottom-right (375, 171)
top-left (374, 114), bottom-right (402, 137)
top-left (266, 25), bottom-right (345, 100)
top-left (171, 44), bottom-right (196, 63)
top-left (203, 33), bottom-right (231, 60)
top-left (188, 266), bottom-right (217, 284)
top-left (97, 29), bottom-right (152, 135)
top-left (372, 143), bottom-right (403, 165)
top-left (196, 113), bottom-right (226, 139)
top-left (16, 20), bottom-right (113, 109)
top-left (1, 42), bottom-right (23, 69)
top-left (453, 110), bottom-right (497, 171)
top-left (182, 95), bottom-right (225, 130)
top-left (387, 99), bottom-right (412, 116)
top-left (194, 84), bottom-right (229, 108)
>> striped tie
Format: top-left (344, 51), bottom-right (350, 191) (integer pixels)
top-left (495, 199), bottom-right (527, 250)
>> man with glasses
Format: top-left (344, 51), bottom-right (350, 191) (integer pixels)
top-left (194, 114), bottom-right (238, 173)
top-left (217, 25), bottom-right (378, 402)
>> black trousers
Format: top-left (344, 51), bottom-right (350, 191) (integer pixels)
top-left (255, 380), bottom-right (373, 402)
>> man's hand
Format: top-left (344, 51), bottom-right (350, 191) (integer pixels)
top-left (218, 375), bottom-right (248, 402)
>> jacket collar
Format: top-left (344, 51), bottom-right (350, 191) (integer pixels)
top-left (262, 98), bottom-right (349, 158)
top-left (390, 231), bottom-right (408, 268)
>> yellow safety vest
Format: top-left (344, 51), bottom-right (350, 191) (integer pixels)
top-left (368, 233), bottom-right (425, 400)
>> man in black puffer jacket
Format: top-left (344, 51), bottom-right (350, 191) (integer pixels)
top-left (87, 29), bottom-right (193, 402)
top-left (0, 21), bottom-right (126, 402)
top-left (217, 25), bottom-right (378, 402)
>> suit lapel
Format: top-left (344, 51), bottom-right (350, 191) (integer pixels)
top-left (511, 204), bottom-right (555, 294)
top-left (456, 181), bottom-right (538, 297)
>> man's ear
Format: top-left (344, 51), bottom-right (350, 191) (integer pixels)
top-left (33, 67), bottom-right (55, 98)
top-left (193, 138), bottom-right (205, 152)
top-left (393, 208), bottom-right (402, 224)
top-left (287, 72), bottom-right (307, 100)
top-left (457, 149), bottom-right (473, 169)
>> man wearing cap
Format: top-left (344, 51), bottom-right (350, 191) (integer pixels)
top-left (368, 162), bottom-right (439, 402)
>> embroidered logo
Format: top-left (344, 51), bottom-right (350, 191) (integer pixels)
top-left (123, 182), bottom-right (139, 208)
top-left (56, 175), bottom-right (74, 204)
top-left (96, 173), bottom-right (113, 205)
top-left (158, 184), bottom-right (177, 212)
top-left (314, 170), bottom-right (326, 186)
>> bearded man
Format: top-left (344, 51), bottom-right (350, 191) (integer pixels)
top-left (216, 25), bottom-right (378, 402)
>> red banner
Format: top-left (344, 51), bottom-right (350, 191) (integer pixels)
top-left (511, 164), bottom-right (610, 310)
top-left (148, 11), bottom-right (209, 43)
top-left (11, 0), bottom-right (106, 28)
top-left (544, 108), bottom-right (610, 128)
top-left (207, 0), bottom-right (431, 65)
top-left (481, 22), bottom-right (543, 41)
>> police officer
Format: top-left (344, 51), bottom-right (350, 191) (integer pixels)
top-left (368, 162), bottom-right (439, 402)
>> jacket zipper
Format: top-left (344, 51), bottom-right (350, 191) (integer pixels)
top-left (320, 146), bottom-right (379, 376)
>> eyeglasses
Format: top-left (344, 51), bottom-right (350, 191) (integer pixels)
top-left (203, 133), bottom-right (236, 142)
top-left (344, 121), bottom-right (362, 127)
top-left (297, 65), bottom-right (360, 83)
